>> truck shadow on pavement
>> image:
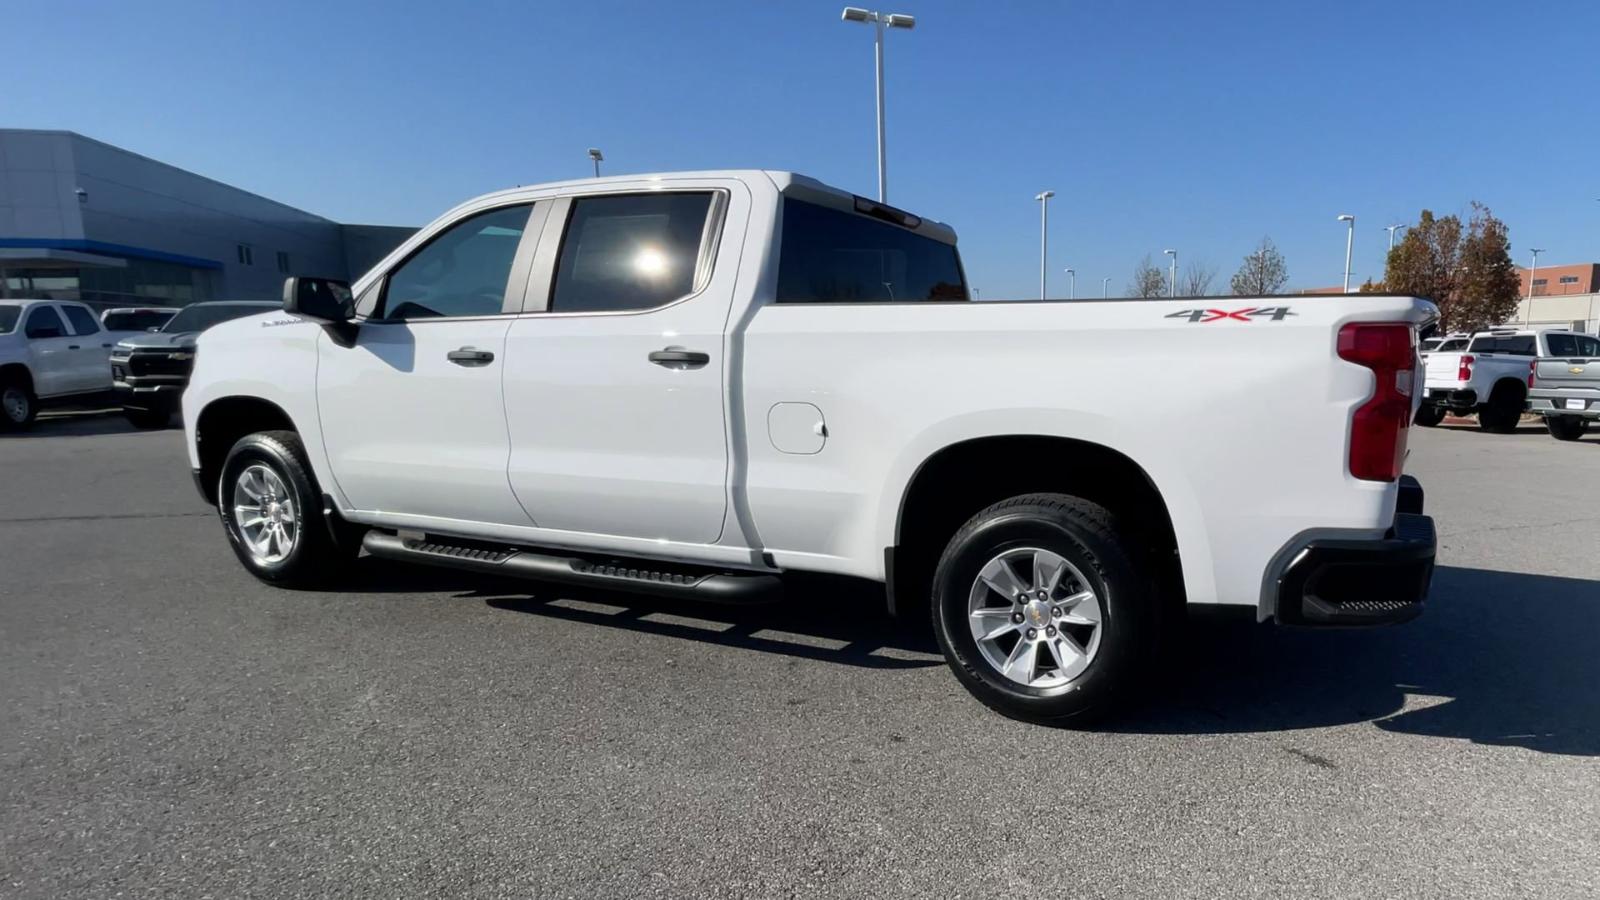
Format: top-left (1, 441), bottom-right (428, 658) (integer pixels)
top-left (1115, 565), bottom-right (1600, 756)
top-left (338, 559), bottom-right (944, 671)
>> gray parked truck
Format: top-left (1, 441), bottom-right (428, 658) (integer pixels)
top-left (1526, 332), bottom-right (1600, 441)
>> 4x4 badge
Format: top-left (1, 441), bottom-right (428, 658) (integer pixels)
top-left (1164, 306), bottom-right (1296, 323)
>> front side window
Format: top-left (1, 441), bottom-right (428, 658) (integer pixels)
top-left (1437, 338), bottom-right (1467, 352)
top-left (24, 306), bottom-right (66, 339)
top-left (61, 305), bottom-right (101, 336)
top-left (776, 197), bottom-right (968, 303)
top-left (549, 193), bottom-right (715, 313)
top-left (380, 205), bottom-right (532, 320)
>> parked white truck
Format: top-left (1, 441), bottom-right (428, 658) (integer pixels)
top-left (1, 298), bottom-right (124, 429)
top-left (182, 171), bottom-right (1437, 722)
top-left (1417, 327), bottom-right (1592, 431)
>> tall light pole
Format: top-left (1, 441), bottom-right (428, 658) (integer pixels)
top-left (587, 148), bottom-right (603, 177)
top-left (1064, 268), bottom-right (1075, 300)
top-left (1163, 249), bottom-right (1177, 298)
top-left (1385, 223), bottom-right (1405, 251)
top-left (1525, 247), bottom-right (1544, 326)
top-left (841, 7), bottom-right (915, 203)
top-left (1034, 191), bottom-right (1054, 300)
top-left (1337, 214), bottom-right (1355, 293)
top-left (1101, 276), bottom-right (1110, 299)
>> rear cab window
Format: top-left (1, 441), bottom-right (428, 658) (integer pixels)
top-left (1546, 334), bottom-right (1600, 358)
top-left (776, 197), bottom-right (968, 303)
top-left (1466, 334), bottom-right (1536, 356)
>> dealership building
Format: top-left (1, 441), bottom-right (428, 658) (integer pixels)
top-left (0, 129), bottom-right (412, 309)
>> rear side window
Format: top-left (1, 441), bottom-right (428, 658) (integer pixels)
top-left (61, 305), bottom-right (101, 336)
top-left (381, 204), bottom-right (533, 320)
top-left (776, 197), bottom-right (968, 303)
top-left (1548, 334), bottom-right (1600, 357)
top-left (549, 193), bottom-right (715, 313)
top-left (24, 306), bottom-right (66, 339)
top-left (1467, 335), bottom-right (1536, 355)
top-left (1437, 338), bottom-right (1467, 352)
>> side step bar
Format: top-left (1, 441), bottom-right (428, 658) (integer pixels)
top-left (361, 530), bottom-right (782, 603)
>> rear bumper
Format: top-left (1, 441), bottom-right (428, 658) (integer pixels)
top-left (1271, 476), bottom-right (1435, 627)
top-left (1528, 393), bottom-right (1600, 419)
top-left (1423, 387), bottom-right (1476, 409)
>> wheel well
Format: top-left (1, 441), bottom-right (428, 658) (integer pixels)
top-left (890, 436), bottom-right (1183, 617)
top-left (194, 396), bottom-right (296, 505)
top-left (0, 363), bottom-right (33, 391)
top-left (1489, 378), bottom-right (1527, 402)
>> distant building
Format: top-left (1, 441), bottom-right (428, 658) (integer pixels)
top-left (0, 129), bottom-right (414, 309)
top-left (1516, 262), bottom-right (1599, 298)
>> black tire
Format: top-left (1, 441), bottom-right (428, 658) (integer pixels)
top-left (931, 493), bottom-right (1157, 725)
top-left (1413, 404), bottom-right (1446, 427)
top-left (123, 405), bottom-right (171, 429)
top-left (1545, 416), bottom-right (1589, 442)
top-left (217, 430), bottom-right (352, 588)
top-left (1477, 384), bottom-right (1524, 434)
top-left (1, 376), bottom-right (38, 431)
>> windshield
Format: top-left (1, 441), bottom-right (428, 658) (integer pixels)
top-left (0, 306), bottom-right (19, 334)
top-left (104, 310), bottom-right (175, 331)
top-left (162, 304), bottom-right (269, 334)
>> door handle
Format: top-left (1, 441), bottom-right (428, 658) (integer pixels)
top-left (68, 344), bottom-right (81, 350)
top-left (447, 347), bottom-right (495, 366)
top-left (648, 347), bottom-right (710, 368)
top-left (102, 343), bottom-right (112, 348)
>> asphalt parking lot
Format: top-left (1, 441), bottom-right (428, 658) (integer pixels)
top-left (3, 412), bottom-right (1597, 899)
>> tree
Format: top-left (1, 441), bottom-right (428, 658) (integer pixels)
top-left (1229, 237), bottom-right (1288, 296)
top-left (1383, 204), bottom-right (1517, 333)
top-left (1180, 262), bottom-right (1217, 297)
top-left (1128, 255), bottom-right (1168, 298)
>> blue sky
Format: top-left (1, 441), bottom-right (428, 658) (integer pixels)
top-left (4, 0), bottom-right (1596, 297)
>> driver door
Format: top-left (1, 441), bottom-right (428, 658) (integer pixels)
top-left (316, 201), bottom-right (549, 526)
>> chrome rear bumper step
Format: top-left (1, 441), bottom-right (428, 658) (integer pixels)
top-left (361, 530), bottom-right (781, 603)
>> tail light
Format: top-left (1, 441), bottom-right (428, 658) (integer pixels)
top-left (1338, 323), bottom-right (1415, 482)
top-left (1457, 354), bottom-right (1474, 382)
top-left (1528, 360), bottom-right (1537, 389)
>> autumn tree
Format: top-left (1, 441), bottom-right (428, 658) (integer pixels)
top-left (1383, 204), bottom-right (1518, 333)
top-left (1229, 237), bottom-right (1288, 296)
top-left (1180, 262), bottom-right (1217, 296)
top-left (1128, 255), bottom-right (1168, 298)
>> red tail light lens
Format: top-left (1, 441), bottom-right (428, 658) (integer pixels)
top-left (1457, 354), bottom-right (1474, 382)
top-left (1528, 360), bottom-right (1537, 389)
top-left (1338, 323), bottom-right (1415, 482)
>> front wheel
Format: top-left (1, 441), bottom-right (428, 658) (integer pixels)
top-left (1545, 416), bottom-right (1589, 441)
top-left (218, 430), bottom-right (351, 588)
top-left (931, 493), bottom-right (1157, 725)
top-left (1, 379), bottom-right (37, 431)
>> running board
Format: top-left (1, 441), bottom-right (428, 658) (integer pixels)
top-left (361, 531), bottom-right (782, 603)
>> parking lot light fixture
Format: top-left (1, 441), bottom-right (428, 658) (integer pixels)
top-left (1163, 249), bottom-right (1177, 298)
top-left (1064, 268), bottom-right (1075, 300)
top-left (587, 148), bottom-right (603, 177)
top-left (1337, 215), bottom-right (1355, 293)
top-left (1526, 248), bottom-right (1544, 326)
top-left (840, 7), bottom-right (915, 202)
top-left (1102, 276), bottom-right (1110, 298)
top-left (1035, 191), bottom-right (1054, 300)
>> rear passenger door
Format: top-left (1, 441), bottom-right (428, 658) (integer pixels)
top-left (58, 304), bottom-right (114, 393)
top-left (502, 181), bottom-right (747, 545)
top-left (21, 305), bottom-right (76, 397)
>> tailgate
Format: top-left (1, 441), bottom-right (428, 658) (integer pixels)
top-left (1424, 352), bottom-right (1463, 385)
top-left (1534, 357), bottom-right (1600, 392)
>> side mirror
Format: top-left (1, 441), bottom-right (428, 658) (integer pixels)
top-left (283, 276), bottom-right (354, 322)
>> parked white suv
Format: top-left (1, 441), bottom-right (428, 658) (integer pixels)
top-left (181, 171), bottom-right (1438, 722)
top-left (0, 299), bottom-right (119, 429)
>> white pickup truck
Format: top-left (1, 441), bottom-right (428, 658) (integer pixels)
top-left (182, 171), bottom-right (1437, 722)
top-left (1, 298), bottom-right (127, 429)
top-left (1417, 327), bottom-right (1591, 431)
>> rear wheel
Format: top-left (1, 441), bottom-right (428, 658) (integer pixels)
top-left (1545, 416), bottom-right (1589, 441)
top-left (217, 430), bottom-right (353, 587)
top-left (1413, 404), bottom-right (1446, 427)
top-left (1477, 384), bottom-right (1524, 433)
top-left (1, 378), bottom-right (37, 431)
top-left (931, 493), bottom-right (1156, 725)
